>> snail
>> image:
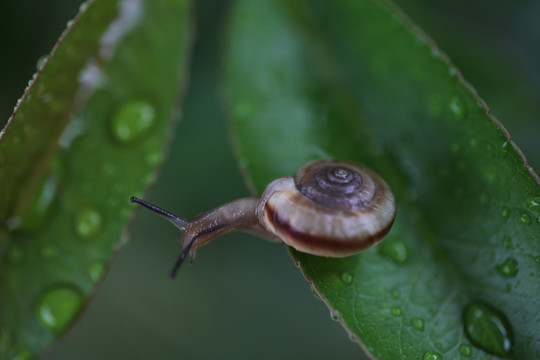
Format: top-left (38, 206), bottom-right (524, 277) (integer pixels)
top-left (131, 159), bottom-right (396, 277)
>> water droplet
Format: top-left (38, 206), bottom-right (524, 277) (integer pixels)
top-left (145, 151), bottom-right (162, 166)
top-left (423, 351), bottom-right (442, 360)
top-left (519, 213), bottom-right (532, 225)
top-left (379, 239), bottom-right (409, 264)
top-left (36, 55), bottom-right (48, 71)
top-left (502, 236), bottom-right (512, 249)
top-left (500, 207), bottom-right (510, 219)
top-left (12, 348), bottom-right (32, 360)
top-left (41, 245), bottom-right (59, 260)
top-left (74, 207), bottom-right (102, 238)
top-left (100, 162), bottom-right (116, 177)
top-left (498, 141), bottom-right (509, 157)
top-left (448, 67), bottom-right (457, 77)
top-left (330, 310), bottom-right (340, 321)
top-left (79, 1), bottom-right (89, 12)
top-left (89, 262), bottom-right (105, 282)
top-left (391, 307), bottom-right (401, 316)
top-left (234, 99), bottom-right (253, 119)
top-left (341, 271), bottom-right (353, 285)
top-left (391, 288), bottom-right (401, 299)
top-left (35, 285), bottom-right (84, 335)
top-left (14, 163), bottom-right (61, 232)
top-left (411, 317), bottom-right (424, 331)
top-left (535, 256), bottom-right (540, 264)
top-left (435, 342), bottom-right (442, 350)
top-left (7, 242), bottom-right (24, 264)
top-left (496, 257), bottom-right (519, 277)
top-left (479, 192), bottom-right (487, 204)
top-left (311, 285), bottom-right (322, 302)
top-left (463, 302), bottom-right (514, 357)
top-left (449, 96), bottom-right (465, 119)
top-left (450, 142), bottom-right (461, 154)
top-left (525, 195), bottom-right (540, 212)
top-left (459, 344), bottom-right (472, 357)
top-left (110, 100), bottom-right (156, 143)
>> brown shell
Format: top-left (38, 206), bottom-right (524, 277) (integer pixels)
top-left (257, 159), bottom-right (396, 257)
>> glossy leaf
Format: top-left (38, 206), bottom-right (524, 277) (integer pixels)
top-left (0, 0), bottom-right (192, 358)
top-left (224, 0), bottom-right (540, 359)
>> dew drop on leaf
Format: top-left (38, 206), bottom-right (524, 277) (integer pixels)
top-left (14, 167), bottom-right (60, 232)
top-left (459, 344), bottom-right (472, 357)
top-left (74, 207), bottom-right (102, 238)
top-left (411, 317), bottom-right (424, 331)
top-left (7, 241), bottom-right (24, 264)
top-left (518, 213), bottom-right (532, 226)
top-left (449, 96), bottom-right (465, 119)
top-left (390, 288), bottom-right (401, 299)
top-left (391, 307), bottom-right (401, 317)
top-left (502, 236), bottom-right (512, 249)
top-left (378, 239), bottom-right (409, 264)
top-left (340, 271), bottom-right (353, 285)
top-left (330, 310), bottom-right (339, 321)
top-left (35, 285), bottom-right (83, 335)
top-left (100, 162), bottom-right (116, 177)
top-left (89, 262), bottom-right (105, 282)
top-left (40, 245), bottom-right (59, 261)
top-left (449, 141), bottom-right (461, 154)
top-left (479, 192), bottom-right (487, 203)
top-left (145, 150), bottom-right (162, 166)
top-left (525, 195), bottom-right (540, 212)
top-left (495, 257), bottom-right (519, 278)
top-left (311, 285), bottom-right (322, 302)
top-left (110, 100), bottom-right (156, 143)
top-left (234, 99), bottom-right (253, 120)
top-left (12, 348), bottom-right (32, 360)
top-left (499, 140), bottom-right (509, 156)
top-left (535, 256), bottom-right (540, 264)
top-left (423, 351), bottom-right (442, 360)
top-left (35, 55), bottom-right (48, 71)
top-left (463, 302), bottom-right (514, 357)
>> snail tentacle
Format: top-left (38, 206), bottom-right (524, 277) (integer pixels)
top-left (130, 197), bottom-right (189, 231)
top-left (131, 196), bottom-right (278, 276)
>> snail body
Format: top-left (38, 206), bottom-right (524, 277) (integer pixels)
top-left (131, 159), bottom-right (395, 277)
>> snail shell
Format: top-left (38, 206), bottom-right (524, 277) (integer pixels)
top-left (257, 159), bottom-right (396, 257)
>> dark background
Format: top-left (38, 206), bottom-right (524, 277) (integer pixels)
top-left (1, 1), bottom-right (538, 359)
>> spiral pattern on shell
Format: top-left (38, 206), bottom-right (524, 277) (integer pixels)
top-left (257, 159), bottom-right (396, 257)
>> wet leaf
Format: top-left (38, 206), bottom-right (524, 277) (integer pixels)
top-left (224, 0), bottom-right (540, 359)
top-left (0, 0), bottom-right (192, 358)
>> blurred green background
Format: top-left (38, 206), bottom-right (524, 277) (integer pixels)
top-left (0, 0), bottom-right (538, 359)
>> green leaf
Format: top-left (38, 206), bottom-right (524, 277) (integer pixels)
top-left (0, 0), bottom-right (192, 358)
top-left (224, 0), bottom-right (540, 359)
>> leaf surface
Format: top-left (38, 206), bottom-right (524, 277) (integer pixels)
top-left (0, 0), bottom-right (192, 358)
top-left (224, 1), bottom-right (540, 359)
